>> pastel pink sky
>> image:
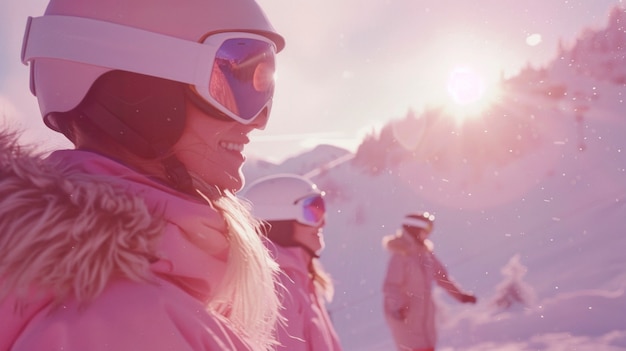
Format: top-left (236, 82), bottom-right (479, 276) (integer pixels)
top-left (0, 0), bottom-right (621, 162)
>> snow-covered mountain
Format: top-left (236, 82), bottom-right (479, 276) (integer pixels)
top-left (242, 6), bottom-right (626, 350)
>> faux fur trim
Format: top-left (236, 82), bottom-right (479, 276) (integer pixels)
top-left (382, 232), bottom-right (434, 254)
top-left (0, 132), bottom-right (164, 304)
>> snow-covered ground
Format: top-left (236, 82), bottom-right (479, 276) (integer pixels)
top-left (243, 7), bottom-right (626, 350)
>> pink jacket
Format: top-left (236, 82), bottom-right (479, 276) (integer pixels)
top-left (0, 147), bottom-right (256, 350)
top-left (269, 245), bottom-right (342, 351)
top-left (382, 232), bottom-right (468, 351)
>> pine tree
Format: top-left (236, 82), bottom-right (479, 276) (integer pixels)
top-left (491, 254), bottom-right (536, 311)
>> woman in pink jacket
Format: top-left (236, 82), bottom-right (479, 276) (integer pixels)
top-left (241, 174), bottom-right (343, 351)
top-left (382, 213), bottom-right (477, 351)
top-left (0, 0), bottom-right (285, 350)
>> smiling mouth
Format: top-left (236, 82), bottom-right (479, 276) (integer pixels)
top-left (219, 141), bottom-right (244, 152)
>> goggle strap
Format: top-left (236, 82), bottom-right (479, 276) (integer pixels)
top-left (402, 217), bottom-right (431, 230)
top-left (22, 15), bottom-right (205, 85)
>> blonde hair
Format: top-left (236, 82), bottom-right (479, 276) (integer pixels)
top-left (193, 177), bottom-right (281, 350)
top-left (310, 257), bottom-right (335, 302)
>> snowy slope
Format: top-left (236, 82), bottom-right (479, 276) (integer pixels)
top-left (242, 6), bottom-right (626, 350)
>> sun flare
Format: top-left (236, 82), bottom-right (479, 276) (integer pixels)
top-left (444, 65), bottom-right (499, 120)
top-left (447, 66), bottom-right (486, 105)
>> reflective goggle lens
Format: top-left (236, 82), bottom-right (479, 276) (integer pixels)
top-left (208, 38), bottom-right (276, 121)
top-left (300, 195), bottom-right (326, 226)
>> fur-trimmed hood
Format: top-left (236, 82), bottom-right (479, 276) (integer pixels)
top-left (382, 231), bottom-right (434, 255)
top-left (0, 132), bottom-right (231, 350)
top-left (0, 133), bottom-right (165, 303)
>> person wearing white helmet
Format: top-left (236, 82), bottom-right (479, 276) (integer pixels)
top-left (0, 0), bottom-right (285, 350)
top-left (240, 174), bottom-right (343, 351)
top-left (382, 212), bottom-right (477, 351)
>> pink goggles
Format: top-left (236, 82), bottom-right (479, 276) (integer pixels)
top-left (294, 194), bottom-right (326, 227)
top-left (21, 15), bottom-right (277, 124)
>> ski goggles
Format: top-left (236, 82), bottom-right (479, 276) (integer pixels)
top-left (189, 32), bottom-right (276, 123)
top-left (21, 15), bottom-right (277, 124)
top-left (293, 193), bottom-right (326, 227)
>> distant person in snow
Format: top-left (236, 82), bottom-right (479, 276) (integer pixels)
top-left (382, 212), bottom-right (477, 351)
top-left (241, 174), bottom-right (343, 351)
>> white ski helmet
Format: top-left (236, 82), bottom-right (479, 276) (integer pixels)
top-left (21, 0), bottom-right (285, 133)
top-left (241, 174), bottom-right (326, 227)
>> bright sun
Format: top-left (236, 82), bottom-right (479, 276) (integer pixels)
top-left (447, 66), bottom-right (485, 105)
top-left (444, 65), bottom-right (499, 120)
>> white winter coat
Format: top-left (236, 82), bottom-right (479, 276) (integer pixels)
top-left (382, 231), bottom-right (469, 351)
